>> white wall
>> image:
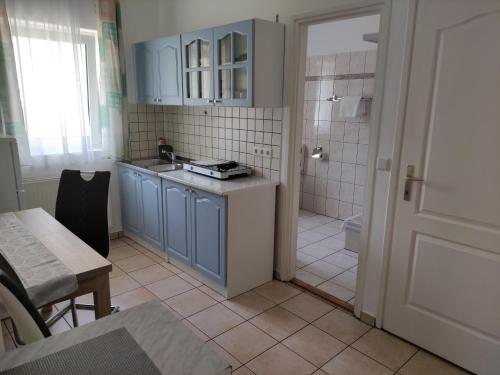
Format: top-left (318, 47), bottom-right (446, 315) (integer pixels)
top-left (307, 15), bottom-right (379, 56)
top-left (120, 0), bottom-right (161, 103)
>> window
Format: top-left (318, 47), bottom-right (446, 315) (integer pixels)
top-left (11, 28), bottom-right (100, 157)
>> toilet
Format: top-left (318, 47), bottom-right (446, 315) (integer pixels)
top-left (343, 214), bottom-right (362, 253)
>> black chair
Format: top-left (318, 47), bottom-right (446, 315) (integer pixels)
top-left (46, 169), bottom-right (119, 327)
top-left (0, 254), bottom-right (51, 345)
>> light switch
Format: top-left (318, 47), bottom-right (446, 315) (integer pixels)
top-left (376, 157), bottom-right (392, 171)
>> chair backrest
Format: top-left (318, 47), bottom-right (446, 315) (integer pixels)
top-left (0, 256), bottom-right (51, 344)
top-left (55, 170), bottom-right (111, 258)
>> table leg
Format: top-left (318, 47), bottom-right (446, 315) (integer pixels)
top-left (93, 274), bottom-right (111, 319)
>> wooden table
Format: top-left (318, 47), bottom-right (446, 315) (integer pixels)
top-left (14, 208), bottom-right (113, 319)
top-left (0, 301), bottom-right (230, 374)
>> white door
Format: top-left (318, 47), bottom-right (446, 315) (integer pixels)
top-left (383, 1), bottom-right (500, 374)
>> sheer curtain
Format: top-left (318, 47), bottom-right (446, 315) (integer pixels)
top-left (5, 0), bottom-right (126, 180)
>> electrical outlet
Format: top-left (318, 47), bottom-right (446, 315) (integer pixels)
top-left (253, 146), bottom-right (272, 159)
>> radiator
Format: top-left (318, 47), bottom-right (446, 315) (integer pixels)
top-left (22, 178), bottom-right (60, 216)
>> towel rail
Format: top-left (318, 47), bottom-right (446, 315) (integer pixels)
top-left (326, 95), bottom-right (372, 102)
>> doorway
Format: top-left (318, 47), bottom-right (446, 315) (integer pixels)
top-left (293, 15), bottom-right (380, 308)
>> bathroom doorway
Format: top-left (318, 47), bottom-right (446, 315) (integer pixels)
top-left (293, 14), bottom-right (381, 309)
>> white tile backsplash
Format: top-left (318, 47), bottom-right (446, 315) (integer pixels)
top-left (300, 49), bottom-right (376, 219)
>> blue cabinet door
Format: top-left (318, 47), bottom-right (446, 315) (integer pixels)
top-left (162, 180), bottom-right (191, 264)
top-left (190, 188), bottom-right (226, 285)
top-left (134, 40), bottom-right (157, 104)
top-left (213, 20), bottom-right (254, 107)
top-left (138, 173), bottom-right (163, 250)
top-left (181, 28), bottom-right (214, 106)
top-left (118, 167), bottom-right (141, 236)
top-left (156, 35), bottom-right (183, 105)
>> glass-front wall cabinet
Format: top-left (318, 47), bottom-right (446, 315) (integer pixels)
top-left (181, 29), bottom-right (214, 105)
top-left (213, 20), bottom-right (253, 107)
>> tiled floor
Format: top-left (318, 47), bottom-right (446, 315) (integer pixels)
top-left (296, 210), bottom-right (358, 304)
top-left (1, 236), bottom-right (467, 374)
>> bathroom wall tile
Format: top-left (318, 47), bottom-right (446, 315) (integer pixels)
top-left (335, 53), bottom-right (350, 74)
top-left (319, 80), bottom-right (334, 100)
top-left (349, 51), bottom-right (366, 74)
top-left (300, 49), bottom-right (376, 219)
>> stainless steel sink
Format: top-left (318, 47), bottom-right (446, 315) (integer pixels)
top-left (129, 159), bottom-right (182, 172)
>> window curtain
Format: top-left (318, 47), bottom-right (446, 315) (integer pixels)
top-left (97, 0), bottom-right (128, 161)
top-left (0, 0), bottom-right (30, 165)
top-left (3, 0), bottom-right (127, 180)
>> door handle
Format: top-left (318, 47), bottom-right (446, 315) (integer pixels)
top-left (214, 99), bottom-right (222, 104)
top-left (403, 165), bottom-right (424, 201)
top-left (207, 99), bottom-right (214, 104)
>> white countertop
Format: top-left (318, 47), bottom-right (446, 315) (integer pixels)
top-left (158, 169), bottom-right (278, 196)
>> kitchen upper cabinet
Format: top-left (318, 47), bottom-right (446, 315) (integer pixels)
top-left (181, 28), bottom-right (214, 106)
top-left (191, 189), bottom-right (226, 284)
top-left (181, 19), bottom-right (284, 107)
top-left (134, 35), bottom-right (182, 105)
top-left (213, 21), bottom-right (253, 107)
top-left (163, 180), bottom-right (191, 264)
top-left (118, 165), bottom-right (164, 250)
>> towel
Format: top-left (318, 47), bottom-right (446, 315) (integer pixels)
top-left (339, 96), bottom-right (364, 119)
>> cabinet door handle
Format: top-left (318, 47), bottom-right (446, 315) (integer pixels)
top-left (206, 99), bottom-right (214, 104)
top-left (157, 98), bottom-right (162, 102)
top-left (214, 99), bottom-right (222, 104)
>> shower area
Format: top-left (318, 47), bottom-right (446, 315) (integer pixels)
top-left (295, 15), bottom-right (380, 306)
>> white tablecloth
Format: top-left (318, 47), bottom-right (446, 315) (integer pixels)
top-left (0, 212), bottom-right (77, 308)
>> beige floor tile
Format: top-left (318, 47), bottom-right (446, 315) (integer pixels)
top-left (128, 242), bottom-right (150, 253)
top-left (312, 309), bottom-right (370, 344)
top-left (399, 350), bottom-right (469, 375)
top-left (222, 291), bottom-right (275, 319)
top-left (253, 281), bottom-right (301, 304)
top-left (129, 264), bottom-right (174, 285)
top-left (330, 271), bottom-right (357, 291)
top-left (145, 275), bottom-right (194, 300)
top-left (108, 245), bottom-right (141, 262)
top-left (283, 325), bottom-right (346, 367)
top-left (299, 243), bottom-right (336, 259)
top-left (188, 304), bottom-right (245, 338)
top-left (296, 251), bottom-right (318, 268)
top-left (166, 289), bottom-right (217, 317)
top-left (316, 237), bottom-right (345, 251)
top-left (178, 272), bottom-right (203, 287)
top-left (214, 322), bottom-right (277, 363)
top-left (110, 238), bottom-right (128, 249)
top-left (111, 287), bottom-right (158, 310)
top-left (232, 366), bottom-right (255, 375)
top-left (49, 317), bottom-right (72, 335)
top-left (182, 320), bottom-right (210, 342)
top-left (280, 293), bottom-right (334, 323)
top-left (207, 340), bottom-right (242, 371)
top-left (303, 261), bottom-right (345, 280)
top-left (295, 269), bottom-right (325, 287)
top-left (64, 308), bottom-right (95, 327)
top-left (160, 302), bottom-right (183, 319)
top-left (352, 329), bottom-right (418, 371)
top-left (144, 251), bottom-right (166, 263)
top-left (160, 261), bottom-right (183, 274)
top-left (198, 285), bottom-right (227, 301)
top-left (322, 347), bottom-right (393, 375)
top-left (109, 263), bottom-right (125, 279)
top-left (322, 252), bottom-right (357, 269)
top-left (250, 306), bottom-right (307, 341)
top-left (316, 280), bottom-right (354, 302)
top-left (246, 344), bottom-right (316, 375)
top-left (110, 274), bottom-right (141, 296)
top-left (312, 370), bottom-right (328, 375)
top-left (114, 254), bottom-right (156, 272)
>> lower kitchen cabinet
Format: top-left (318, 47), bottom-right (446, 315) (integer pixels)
top-left (118, 166), bottom-right (163, 250)
top-left (163, 179), bottom-right (226, 285)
